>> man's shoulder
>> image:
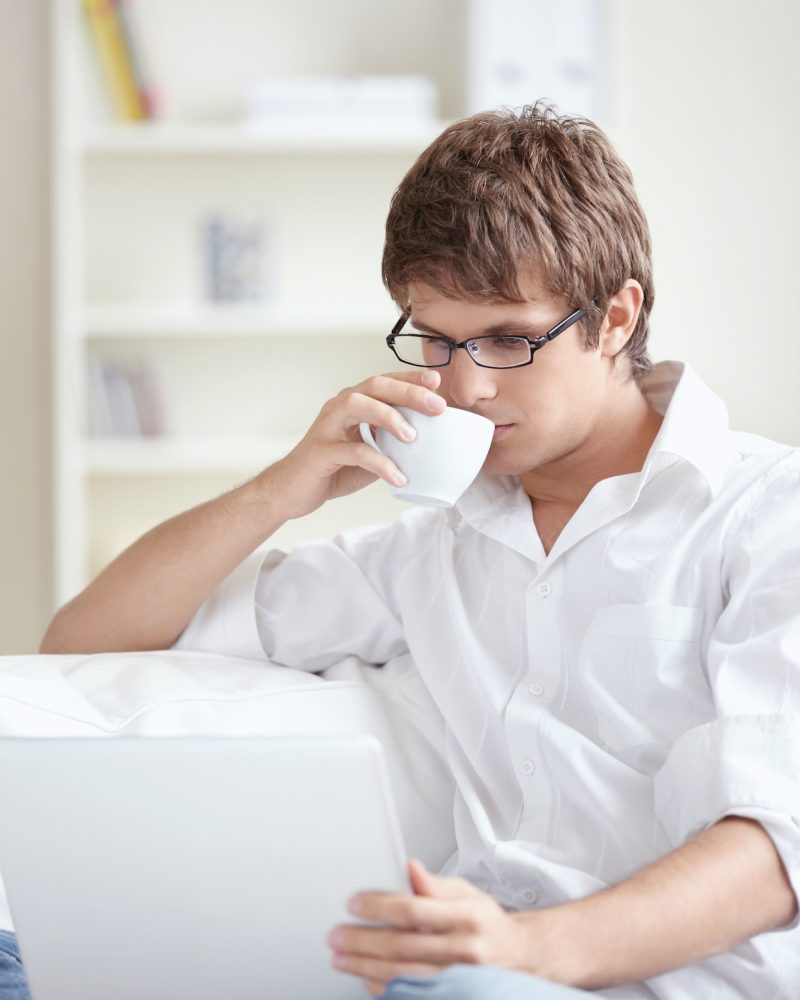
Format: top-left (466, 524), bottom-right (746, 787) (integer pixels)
top-left (331, 504), bottom-right (450, 556)
top-left (730, 428), bottom-right (797, 461)
top-left (719, 430), bottom-right (800, 521)
top-left (727, 431), bottom-right (800, 484)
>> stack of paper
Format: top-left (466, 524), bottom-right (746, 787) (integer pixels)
top-left (243, 75), bottom-right (438, 131)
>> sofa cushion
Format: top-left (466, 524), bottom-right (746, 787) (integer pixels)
top-left (0, 650), bottom-right (456, 931)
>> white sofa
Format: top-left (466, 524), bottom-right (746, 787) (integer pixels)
top-left (0, 649), bottom-right (457, 930)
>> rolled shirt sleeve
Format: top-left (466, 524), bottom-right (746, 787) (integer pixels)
top-left (172, 546), bottom-right (279, 659)
top-left (173, 510), bottom-right (439, 670)
top-left (253, 527), bottom-right (410, 672)
top-left (654, 457), bottom-right (800, 922)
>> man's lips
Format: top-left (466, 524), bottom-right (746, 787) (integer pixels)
top-left (492, 423), bottom-right (514, 440)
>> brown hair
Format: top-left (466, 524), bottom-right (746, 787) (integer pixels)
top-left (382, 102), bottom-right (654, 382)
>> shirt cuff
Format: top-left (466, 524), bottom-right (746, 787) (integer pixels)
top-left (172, 547), bottom-right (284, 659)
top-left (722, 807), bottom-right (800, 932)
top-left (654, 715), bottom-right (800, 929)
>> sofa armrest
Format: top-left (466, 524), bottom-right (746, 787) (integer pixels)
top-left (0, 649), bottom-right (457, 931)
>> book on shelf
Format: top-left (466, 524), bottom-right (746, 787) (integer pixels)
top-left (115, 0), bottom-right (159, 118)
top-left (82, 0), bottom-right (156, 121)
top-left (88, 357), bottom-right (166, 438)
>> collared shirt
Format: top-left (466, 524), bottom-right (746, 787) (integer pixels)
top-left (177, 361), bottom-right (800, 999)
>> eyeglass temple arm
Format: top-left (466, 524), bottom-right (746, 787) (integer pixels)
top-left (391, 311), bottom-right (411, 337)
top-left (535, 305), bottom-right (585, 347)
top-left (393, 298), bottom-right (596, 344)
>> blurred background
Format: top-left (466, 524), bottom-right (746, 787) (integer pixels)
top-left (1, 0), bottom-right (799, 654)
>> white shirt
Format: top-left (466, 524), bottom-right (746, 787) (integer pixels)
top-left (177, 361), bottom-right (800, 999)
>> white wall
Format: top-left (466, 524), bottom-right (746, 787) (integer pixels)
top-left (1, 0), bottom-right (798, 652)
top-left (607, 0), bottom-right (800, 443)
top-left (0, 0), bottom-right (51, 654)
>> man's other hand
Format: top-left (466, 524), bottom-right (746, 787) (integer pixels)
top-left (327, 859), bottom-right (529, 996)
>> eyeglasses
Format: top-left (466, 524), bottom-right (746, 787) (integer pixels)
top-left (385, 305), bottom-right (587, 369)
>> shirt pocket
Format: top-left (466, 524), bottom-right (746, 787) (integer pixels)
top-left (579, 603), bottom-right (710, 759)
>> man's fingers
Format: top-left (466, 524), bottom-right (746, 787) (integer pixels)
top-left (334, 926), bottom-right (480, 965)
top-left (321, 376), bottom-right (445, 447)
top-left (341, 895), bottom-right (476, 932)
top-left (408, 859), bottom-right (481, 901)
top-left (356, 374), bottom-right (446, 416)
top-left (325, 441), bottom-right (407, 488)
top-left (334, 953), bottom-right (440, 985)
top-left (340, 393), bottom-right (419, 444)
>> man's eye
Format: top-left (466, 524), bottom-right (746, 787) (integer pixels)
top-left (492, 336), bottom-right (526, 348)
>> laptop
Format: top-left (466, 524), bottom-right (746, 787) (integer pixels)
top-left (0, 736), bottom-right (410, 1000)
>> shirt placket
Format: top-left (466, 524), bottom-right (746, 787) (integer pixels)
top-left (498, 560), bottom-right (564, 906)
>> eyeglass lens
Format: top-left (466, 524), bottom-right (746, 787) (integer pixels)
top-left (393, 331), bottom-right (532, 368)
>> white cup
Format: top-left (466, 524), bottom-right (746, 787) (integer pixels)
top-left (359, 405), bottom-right (494, 508)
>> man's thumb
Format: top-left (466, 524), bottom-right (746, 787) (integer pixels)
top-left (408, 858), bottom-right (436, 896)
top-left (408, 858), bottom-right (471, 899)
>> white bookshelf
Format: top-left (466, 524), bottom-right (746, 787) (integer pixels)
top-left (50, 0), bottom-right (472, 605)
top-left (82, 436), bottom-right (299, 476)
top-left (50, 0), bottom-right (602, 606)
top-left (80, 121), bottom-right (450, 155)
top-left (81, 303), bottom-right (396, 339)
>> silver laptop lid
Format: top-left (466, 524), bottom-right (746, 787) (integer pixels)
top-left (0, 736), bottom-right (408, 1000)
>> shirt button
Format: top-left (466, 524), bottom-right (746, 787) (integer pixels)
top-left (528, 682), bottom-right (545, 697)
top-left (521, 759), bottom-right (536, 775)
top-left (536, 582), bottom-right (552, 597)
top-left (521, 889), bottom-right (538, 904)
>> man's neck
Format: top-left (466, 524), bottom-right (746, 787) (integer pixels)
top-left (520, 380), bottom-right (663, 552)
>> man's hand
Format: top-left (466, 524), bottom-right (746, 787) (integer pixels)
top-left (262, 369), bottom-right (446, 522)
top-left (327, 819), bottom-right (798, 995)
top-left (327, 859), bottom-right (530, 996)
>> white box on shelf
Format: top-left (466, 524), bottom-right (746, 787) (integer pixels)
top-left (243, 74), bottom-right (439, 131)
top-left (466, 0), bottom-right (599, 120)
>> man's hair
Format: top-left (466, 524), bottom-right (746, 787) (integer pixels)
top-left (382, 102), bottom-right (654, 382)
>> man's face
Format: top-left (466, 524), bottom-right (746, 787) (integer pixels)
top-left (404, 280), bottom-right (620, 481)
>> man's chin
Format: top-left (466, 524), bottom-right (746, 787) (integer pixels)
top-left (482, 449), bottom-right (539, 478)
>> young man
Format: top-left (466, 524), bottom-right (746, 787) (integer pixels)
top-left (37, 104), bottom-right (799, 999)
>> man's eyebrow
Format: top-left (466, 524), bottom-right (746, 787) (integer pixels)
top-left (409, 317), bottom-right (543, 340)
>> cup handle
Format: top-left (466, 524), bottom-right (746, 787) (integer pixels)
top-left (359, 422), bottom-right (382, 453)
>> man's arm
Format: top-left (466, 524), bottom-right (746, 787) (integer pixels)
top-left (533, 815), bottom-right (797, 988)
top-left (39, 474), bottom-right (289, 655)
top-left (40, 371), bottom-right (445, 654)
top-left (329, 816), bottom-right (797, 994)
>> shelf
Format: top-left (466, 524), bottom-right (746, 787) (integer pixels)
top-left (81, 304), bottom-right (396, 339)
top-left (82, 435), bottom-right (300, 475)
top-left (78, 121), bottom-right (451, 155)
top-left (54, 0), bottom-right (456, 602)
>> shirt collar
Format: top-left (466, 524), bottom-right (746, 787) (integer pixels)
top-left (639, 360), bottom-right (733, 498)
top-left (452, 360), bottom-right (734, 545)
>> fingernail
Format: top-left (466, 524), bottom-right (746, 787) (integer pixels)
top-left (426, 393), bottom-right (445, 410)
top-left (393, 471), bottom-right (408, 487)
top-left (399, 423), bottom-right (416, 441)
top-left (332, 953), bottom-right (348, 970)
top-left (421, 371), bottom-right (438, 387)
top-left (327, 929), bottom-right (343, 948)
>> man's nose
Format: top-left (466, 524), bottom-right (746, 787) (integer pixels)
top-left (443, 349), bottom-right (498, 410)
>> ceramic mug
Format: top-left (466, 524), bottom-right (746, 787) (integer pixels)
top-left (359, 405), bottom-right (494, 508)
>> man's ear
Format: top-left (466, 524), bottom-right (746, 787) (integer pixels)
top-left (599, 279), bottom-right (644, 359)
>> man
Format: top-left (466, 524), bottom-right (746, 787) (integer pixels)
top-left (37, 104), bottom-right (799, 999)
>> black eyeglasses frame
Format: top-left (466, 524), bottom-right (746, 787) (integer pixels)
top-left (386, 305), bottom-right (588, 370)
